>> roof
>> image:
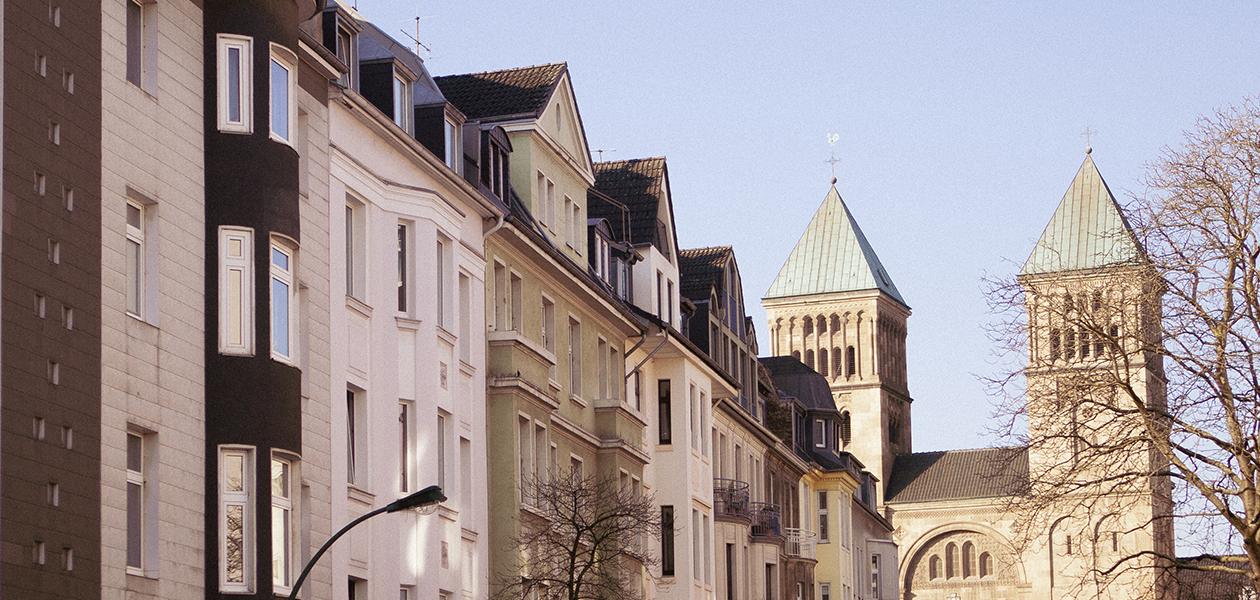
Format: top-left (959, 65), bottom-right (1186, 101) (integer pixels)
top-left (885, 447), bottom-right (1029, 503)
top-left (1022, 153), bottom-right (1143, 275)
top-left (354, 19), bottom-right (448, 107)
top-left (765, 184), bottom-right (905, 306)
top-left (678, 246), bottom-right (733, 301)
top-left (1176, 556), bottom-right (1255, 599)
top-left (590, 157), bottom-right (673, 252)
top-left (759, 356), bottom-right (835, 411)
top-left (434, 63), bottom-right (567, 122)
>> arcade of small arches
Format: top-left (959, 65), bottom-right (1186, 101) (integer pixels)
top-left (770, 310), bottom-right (906, 386)
top-left (904, 529), bottom-right (1024, 595)
top-left (1037, 290), bottom-right (1126, 366)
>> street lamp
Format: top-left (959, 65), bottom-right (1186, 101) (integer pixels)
top-left (287, 485), bottom-right (446, 600)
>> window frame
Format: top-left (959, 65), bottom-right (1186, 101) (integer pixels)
top-left (444, 117), bottom-right (462, 171)
top-left (392, 69), bottom-right (412, 132)
top-left (270, 454), bottom-right (298, 594)
top-left (219, 227), bottom-right (255, 356)
top-left (396, 222), bottom-right (411, 314)
top-left (125, 431), bottom-right (148, 575)
top-left (125, 199), bottom-right (146, 319)
top-left (216, 34), bottom-right (253, 134)
top-left (219, 446), bottom-right (255, 593)
top-left (268, 43), bottom-right (297, 145)
top-left (399, 400), bottom-right (415, 493)
top-left (269, 237), bottom-right (297, 363)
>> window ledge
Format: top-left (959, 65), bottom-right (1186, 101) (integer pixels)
top-left (458, 359), bottom-right (476, 376)
top-left (395, 315), bottom-right (421, 330)
top-left (346, 484), bottom-right (374, 505)
top-left (436, 325), bottom-right (457, 346)
top-left (547, 379), bottom-right (562, 392)
top-left (569, 394), bottom-right (588, 408)
top-left (345, 295), bottom-right (372, 318)
top-left (125, 311), bottom-right (159, 329)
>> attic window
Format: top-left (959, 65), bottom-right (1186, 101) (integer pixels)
top-left (392, 70), bottom-right (411, 132)
top-left (335, 24), bottom-right (357, 88)
top-left (443, 118), bottom-right (461, 171)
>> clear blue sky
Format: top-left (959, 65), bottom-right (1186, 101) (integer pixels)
top-left (357, 1), bottom-right (1260, 452)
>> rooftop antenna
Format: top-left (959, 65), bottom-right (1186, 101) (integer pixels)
top-left (400, 16), bottom-right (433, 58)
top-left (593, 148), bottom-right (616, 162)
top-left (1081, 125), bottom-right (1097, 155)
top-left (825, 132), bottom-right (841, 184)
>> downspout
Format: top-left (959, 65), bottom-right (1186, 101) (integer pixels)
top-left (482, 212), bottom-right (506, 240)
top-left (626, 330), bottom-right (669, 380)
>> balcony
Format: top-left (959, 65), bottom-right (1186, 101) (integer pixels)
top-left (749, 502), bottom-right (781, 538)
top-left (783, 528), bottom-right (817, 560)
top-left (714, 478), bottom-right (750, 520)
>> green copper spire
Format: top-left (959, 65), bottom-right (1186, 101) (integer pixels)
top-left (765, 184), bottom-right (905, 305)
top-left (1022, 152), bottom-right (1142, 276)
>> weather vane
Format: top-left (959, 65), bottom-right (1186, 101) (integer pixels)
top-left (1081, 126), bottom-right (1097, 155)
top-left (825, 132), bottom-right (841, 182)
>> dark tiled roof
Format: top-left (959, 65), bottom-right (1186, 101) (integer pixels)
top-left (434, 63), bottom-right (566, 121)
top-left (885, 447), bottom-right (1029, 504)
top-left (759, 356), bottom-right (835, 411)
top-left (678, 246), bottom-right (732, 301)
top-left (590, 157), bottom-right (667, 248)
top-left (1177, 556), bottom-right (1255, 599)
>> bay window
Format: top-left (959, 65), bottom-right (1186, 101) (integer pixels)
top-left (216, 35), bottom-right (252, 133)
top-left (270, 239), bottom-right (296, 361)
top-left (220, 447), bottom-right (254, 593)
top-left (219, 227), bottom-right (254, 355)
top-left (269, 44), bottom-right (296, 144)
top-left (271, 455), bottom-right (296, 593)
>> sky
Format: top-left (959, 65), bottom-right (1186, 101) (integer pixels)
top-left (356, 1), bottom-right (1260, 452)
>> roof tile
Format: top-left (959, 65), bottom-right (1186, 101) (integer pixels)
top-left (885, 447), bottom-right (1028, 503)
top-left (434, 63), bottom-right (567, 121)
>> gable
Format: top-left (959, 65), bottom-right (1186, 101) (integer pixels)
top-left (537, 73), bottom-right (593, 178)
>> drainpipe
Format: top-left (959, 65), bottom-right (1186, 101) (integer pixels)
top-left (626, 329), bottom-right (669, 380)
top-left (482, 213), bottom-right (506, 240)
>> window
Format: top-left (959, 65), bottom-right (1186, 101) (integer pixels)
top-left (444, 118), bottom-right (461, 170)
top-left (533, 423), bottom-right (547, 484)
top-left (979, 552), bottom-right (992, 577)
top-left (436, 236), bottom-right (451, 328)
top-left (820, 583), bottom-right (830, 600)
top-left (126, 431), bottom-right (153, 575)
top-left (667, 280), bottom-right (674, 325)
top-left (270, 239), bottom-right (296, 361)
top-left (346, 388), bottom-right (365, 485)
top-left (689, 384), bottom-right (699, 451)
top-left (437, 412), bottom-right (449, 489)
top-left (220, 447), bottom-right (254, 593)
top-left (568, 317), bottom-right (581, 397)
top-left (269, 45), bottom-right (296, 143)
top-left (345, 199), bottom-right (365, 300)
top-left (518, 416), bottom-right (531, 502)
top-left (658, 380), bottom-right (671, 444)
top-left (396, 223), bottom-right (409, 313)
top-left (570, 201), bottom-right (581, 250)
top-left (459, 437), bottom-right (472, 511)
top-left (839, 412), bottom-right (852, 447)
top-left (656, 271), bottom-right (664, 319)
top-left (944, 542), bottom-right (957, 578)
top-left (126, 200), bottom-right (146, 318)
top-left (271, 456), bottom-right (296, 593)
top-left (818, 491), bottom-right (829, 543)
top-left (597, 339), bottom-right (609, 400)
top-left (219, 227), bottom-right (254, 355)
top-left (126, 0), bottom-right (155, 90)
top-left (632, 371), bottom-right (642, 411)
top-left (814, 419), bottom-right (826, 448)
top-left (961, 541), bottom-right (974, 578)
top-left (335, 24), bottom-right (356, 87)
top-left (216, 35), bottom-right (252, 132)
top-left (458, 274), bottom-right (472, 362)
top-left (691, 509), bottom-right (701, 579)
top-left (661, 506), bottom-right (675, 576)
top-left (608, 343), bottom-right (620, 402)
top-left (871, 554), bottom-right (881, 597)
top-left (493, 262), bottom-right (508, 331)
top-left (846, 346), bottom-right (856, 375)
top-left (392, 71), bottom-right (411, 132)
top-left (398, 401), bottom-right (414, 492)
top-left (542, 296), bottom-right (556, 379)
top-left (510, 273), bottom-right (523, 331)
top-left (703, 513), bottom-right (712, 584)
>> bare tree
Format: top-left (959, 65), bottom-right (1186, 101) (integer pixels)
top-left (984, 97), bottom-right (1260, 597)
top-left (496, 468), bottom-right (661, 600)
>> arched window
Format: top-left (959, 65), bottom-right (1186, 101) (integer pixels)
top-left (961, 541), bottom-right (975, 578)
top-left (818, 348), bottom-right (829, 376)
top-left (817, 316), bottom-right (826, 334)
top-left (803, 316), bottom-right (813, 337)
top-left (839, 412), bottom-right (851, 446)
top-left (1091, 290), bottom-right (1103, 312)
top-left (846, 346), bottom-right (856, 375)
top-left (791, 350), bottom-right (800, 361)
top-left (1080, 329), bottom-right (1091, 358)
top-left (830, 314), bottom-right (840, 331)
top-left (832, 347), bottom-right (843, 376)
top-left (978, 552), bottom-right (992, 577)
top-left (1065, 329), bottom-right (1077, 360)
top-left (945, 542), bottom-right (957, 578)
top-left (1096, 515), bottom-right (1121, 555)
top-left (1049, 328), bottom-right (1062, 361)
top-left (928, 555), bottom-right (941, 580)
top-left (805, 349), bottom-right (815, 370)
top-left (1065, 534), bottom-right (1073, 555)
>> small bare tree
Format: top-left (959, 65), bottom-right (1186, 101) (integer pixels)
top-left (984, 97), bottom-right (1260, 597)
top-left (496, 468), bottom-right (661, 600)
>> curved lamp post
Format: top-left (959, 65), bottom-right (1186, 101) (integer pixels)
top-left (287, 485), bottom-right (446, 600)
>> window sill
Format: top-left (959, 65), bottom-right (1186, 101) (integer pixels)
top-left (346, 484), bottom-right (374, 505)
top-left (437, 325), bottom-right (457, 346)
top-left (569, 393), bottom-right (588, 408)
top-left (126, 311), bottom-right (158, 329)
top-left (547, 379), bottom-right (562, 392)
top-left (458, 359), bottom-right (476, 376)
top-left (395, 315), bottom-right (421, 330)
top-left (219, 347), bottom-right (255, 357)
top-left (345, 295), bottom-right (372, 318)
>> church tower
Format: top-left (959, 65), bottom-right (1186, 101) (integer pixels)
top-left (762, 180), bottom-right (910, 499)
top-left (1019, 151), bottom-right (1174, 597)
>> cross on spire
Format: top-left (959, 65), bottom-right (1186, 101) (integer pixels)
top-left (825, 131), bottom-right (841, 184)
top-left (825, 154), bottom-right (841, 181)
top-left (1081, 126), bottom-right (1097, 155)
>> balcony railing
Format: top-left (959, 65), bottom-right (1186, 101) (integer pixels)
top-left (783, 528), bottom-right (817, 560)
top-left (749, 502), bottom-right (781, 538)
top-left (713, 478), bottom-right (750, 519)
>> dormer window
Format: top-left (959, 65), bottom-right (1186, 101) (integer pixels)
top-left (392, 71), bottom-right (411, 132)
top-left (443, 118), bottom-right (461, 170)
top-left (335, 24), bottom-right (356, 88)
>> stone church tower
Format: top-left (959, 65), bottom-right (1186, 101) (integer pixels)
top-left (762, 180), bottom-right (911, 498)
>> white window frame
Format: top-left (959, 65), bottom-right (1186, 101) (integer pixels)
top-left (399, 400), bottom-right (415, 493)
top-left (220, 446), bottom-right (255, 593)
top-left (125, 199), bottom-right (146, 318)
top-left (818, 490), bottom-right (829, 543)
top-left (269, 237), bottom-right (297, 363)
top-left (271, 454), bottom-right (297, 594)
top-left (216, 35), bottom-right (253, 133)
top-left (393, 69), bottom-right (411, 132)
top-left (269, 43), bottom-right (297, 145)
top-left (345, 196), bottom-right (367, 301)
top-left (444, 117), bottom-right (461, 170)
top-left (219, 227), bottom-right (255, 355)
top-left (125, 430), bottom-right (149, 576)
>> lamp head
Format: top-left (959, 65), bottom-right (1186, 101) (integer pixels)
top-left (386, 485), bottom-right (446, 514)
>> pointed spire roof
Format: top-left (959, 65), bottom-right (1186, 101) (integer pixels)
top-left (765, 184), bottom-right (905, 305)
top-left (1021, 152), bottom-right (1142, 276)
